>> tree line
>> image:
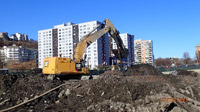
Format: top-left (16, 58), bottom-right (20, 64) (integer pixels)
top-left (154, 52), bottom-right (198, 67)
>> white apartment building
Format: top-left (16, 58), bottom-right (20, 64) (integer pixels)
top-left (38, 29), bottom-right (53, 68)
top-left (56, 23), bottom-right (75, 59)
top-left (38, 20), bottom-right (109, 69)
top-left (134, 39), bottom-right (154, 65)
top-left (0, 44), bottom-right (28, 62)
top-left (111, 33), bottom-right (134, 66)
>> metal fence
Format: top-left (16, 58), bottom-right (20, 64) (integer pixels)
top-left (157, 65), bottom-right (200, 72)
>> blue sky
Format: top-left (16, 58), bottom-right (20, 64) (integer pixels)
top-left (0, 0), bottom-right (200, 59)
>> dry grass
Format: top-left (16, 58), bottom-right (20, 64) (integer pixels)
top-left (5, 61), bottom-right (37, 70)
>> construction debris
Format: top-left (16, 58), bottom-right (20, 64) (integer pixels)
top-left (0, 64), bottom-right (200, 112)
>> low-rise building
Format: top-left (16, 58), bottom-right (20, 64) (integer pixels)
top-left (0, 44), bottom-right (37, 62)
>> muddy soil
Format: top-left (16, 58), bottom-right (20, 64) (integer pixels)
top-left (0, 64), bottom-right (200, 112)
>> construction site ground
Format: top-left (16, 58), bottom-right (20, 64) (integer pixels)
top-left (0, 64), bottom-right (200, 112)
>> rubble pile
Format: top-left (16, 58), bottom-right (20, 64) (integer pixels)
top-left (124, 64), bottom-right (162, 76)
top-left (0, 73), bottom-right (63, 111)
top-left (0, 64), bottom-right (200, 112)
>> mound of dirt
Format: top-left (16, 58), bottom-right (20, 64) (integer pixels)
top-left (0, 68), bottom-right (200, 112)
top-left (0, 73), bottom-right (63, 111)
top-left (0, 75), bottom-right (19, 93)
top-left (124, 64), bottom-right (162, 76)
top-left (101, 70), bottom-right (124, 76)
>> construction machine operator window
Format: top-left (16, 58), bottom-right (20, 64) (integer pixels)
top-left (76, 63), bottom-right (81, 68)
top-left (44, 61), bottom-right (49, 67)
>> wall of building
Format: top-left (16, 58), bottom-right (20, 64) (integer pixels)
top-left (38, 29), bottom-right (53, 68)
top-left (57, 24), bottom-right (74, 58)
top-left (127, 34), bottom-right (134, 66)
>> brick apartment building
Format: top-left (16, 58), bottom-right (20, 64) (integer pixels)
top-left (134, 39), bottom-right (154, 65)
top-left (196, 44), bottom-right (200, 64)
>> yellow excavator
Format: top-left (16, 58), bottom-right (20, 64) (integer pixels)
top-left (42, 19), bottom-right (128, 76)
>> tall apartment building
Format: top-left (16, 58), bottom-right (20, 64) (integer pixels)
top-left (0, 44), bottom-right (37, 62)
top-left (38, 20), bottom-right (109, 69)
top-left (111, 33), bottom-right (134, 66)
top-left (134, 39), bottom-right (154, 65)
top-left (196, 44), bottom-right (200, 64)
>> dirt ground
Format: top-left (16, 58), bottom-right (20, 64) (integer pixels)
top-left (0, 65), bottom-right (200, 112)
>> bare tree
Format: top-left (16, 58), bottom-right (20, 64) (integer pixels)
top-left (1, 39), bottom-right (38, 49)
top-left (183, 52), bottom-right (190, 59)
top-left (154, 58), bottom-right (172, 66)
top-left (183, 52), bottom-right (192, 65)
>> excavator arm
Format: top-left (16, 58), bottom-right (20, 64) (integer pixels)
top-left (73, 23), bottom-right (110, 63)
top-left (74, 19), bottom-right (128, 66)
